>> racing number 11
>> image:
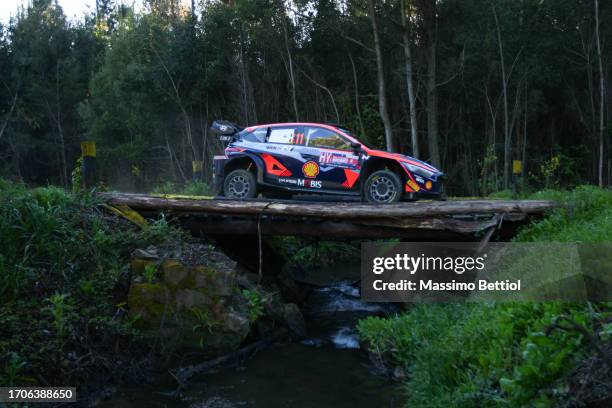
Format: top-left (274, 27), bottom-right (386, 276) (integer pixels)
top-left (291, 132), bottom-right (305, 145)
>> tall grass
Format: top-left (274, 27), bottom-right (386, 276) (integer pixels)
top-left (0, 180), bottom-right (180, 387)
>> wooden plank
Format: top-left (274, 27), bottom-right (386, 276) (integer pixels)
top-left (100, 192), bottom-right (556, 220)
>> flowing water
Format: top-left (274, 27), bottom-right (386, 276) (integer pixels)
top-left (103, 280), bottom-right (404, 408)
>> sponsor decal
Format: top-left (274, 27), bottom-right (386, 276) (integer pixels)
top-left (265, 145), bottom-right (286, 151)
top-left (319, 151), bottom-right (359, 168)
top-left (306, 179), bottom-right (322, 188)
top-left (414, 175), bottom-right (425, 184)
top-left (407, 179), bottom-right (420, 192)
top-left (278, 178), bottom-right (296, 185)
top-left (302, 161), bottom-right (320, 178)
top-left (278, 178), bottom-right (322, 189)
top-left (299, 147), bottom-right (320, 156)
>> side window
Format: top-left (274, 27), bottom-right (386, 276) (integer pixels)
top-left (242, 128), bottom-right (267, 143)
top-left (268, 127), bottom-right (300, 144)
top-left (305, 127), bottom-right (351, 150)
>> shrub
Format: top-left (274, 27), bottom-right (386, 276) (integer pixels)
top-left (0, 180), bottom-right (181, 388)
top-left (181, 180), bottom-right (212, 196)
top-left (151, 180), bottom-right (212, 196)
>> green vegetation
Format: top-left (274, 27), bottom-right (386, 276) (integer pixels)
top-left (0, 180), bottom-right (181, 388)
top-left (284, 238), bottom-right (360, 272)
top-left (143, 263), bottom-right (158, 284)
top-left (152, 180), bottom-right (212, 196)
top-left (357, 186), bottom-right (612, 407)
top-left (242, 289), bottom-right (265, 323)
top-left (516, 186), bottom-right (612, 242)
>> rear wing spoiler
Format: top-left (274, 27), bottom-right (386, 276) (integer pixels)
top-left (210, 120), bottom-right (243, 142)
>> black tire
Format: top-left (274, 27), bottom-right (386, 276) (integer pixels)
top-left (223, 169), bottom-right (257, 199)
top-left (364, 170), bottom-right (403, 203)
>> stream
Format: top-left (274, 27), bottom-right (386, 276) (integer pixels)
top-left (102, 279), bottom-right (405, 408)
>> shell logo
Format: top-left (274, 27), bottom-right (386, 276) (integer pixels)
top-left (302, 161), bottom-right (320, 178)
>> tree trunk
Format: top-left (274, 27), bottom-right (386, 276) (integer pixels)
top-left (238, 27), bottom-right (250, 124)
top-left (151, 44), bottom-right (197, 162)
top-left (0, 91), bottom-right (18, 142)
top-left (282, 15), bottom-right (299, 121)
top-left (484, 85), bottom-right (498, 191)
top-left (55, 61), bottom-right (67, 187)
top-left (401, 0), bottom-right (419, 158)
top-left (423, 0), bottom-right (440, 166)
top-left (491, 2), bottom-right (510, 189)
top-left (522, 81), bottom-right (528, 178)
top-left (367, 0), bottom-right (395, 152)
top-left (594, 0), bottom-right (605, 187)
top-left (347, 51), bottom-right (366, 137)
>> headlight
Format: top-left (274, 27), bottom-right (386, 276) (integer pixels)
top-left (402, 162), bottom-right (436, 179)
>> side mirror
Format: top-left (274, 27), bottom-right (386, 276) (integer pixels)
top-left (350, 142), bottom-right (362, 154)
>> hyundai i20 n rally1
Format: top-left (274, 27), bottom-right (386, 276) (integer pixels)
top-left (211, 121), bottom-right (444, 203)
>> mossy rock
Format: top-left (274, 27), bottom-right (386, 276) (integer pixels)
top-left (193, 265), bottom-right (235, 296)
top-left (131, 258), bottom-right (158, 276)
top-left (162, 259), bottom-right (189, 287)
top-left (175, 288), bottom-right (213, 310)
top-left (128, 283), bottom-right (166, 327)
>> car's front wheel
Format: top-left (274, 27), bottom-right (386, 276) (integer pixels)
top-left (223, 169), bottom-right (258, 199)
top-left (364, 170), bottom-right (402, 203)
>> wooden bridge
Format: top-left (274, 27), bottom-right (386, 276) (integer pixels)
top-left (101, 193), bottom-right (556, 242)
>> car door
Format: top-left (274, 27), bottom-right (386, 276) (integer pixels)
top-left (301, 126), bottom-right (362, 191)
top-left (258, 125), bottom-right (307, 188)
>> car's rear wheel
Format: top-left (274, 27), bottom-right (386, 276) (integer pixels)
top-left (364, 170), bottom-right (402, 203)
top-left (223, 169), bottom-right (257, 199)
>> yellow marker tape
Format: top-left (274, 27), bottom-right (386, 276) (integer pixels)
top-left (150, 194), bottom-right (214, 200)
top-left (103, 204), bottom-right (148, 229)
top-left (81, 141), bottom-right (96, 157)
top-left (192, 161), bottom-right (203, 173)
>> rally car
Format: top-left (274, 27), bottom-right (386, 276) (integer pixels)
top-left (211, 121), bottom-right (444, 203)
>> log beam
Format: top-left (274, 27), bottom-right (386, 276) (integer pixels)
top-left (99, 193), bottom-right (555, 239)
top-left (101, 193), bottom-right (555, 219)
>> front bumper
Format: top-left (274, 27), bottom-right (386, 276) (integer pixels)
top-left (403, 174), bottom-right (445, 200)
